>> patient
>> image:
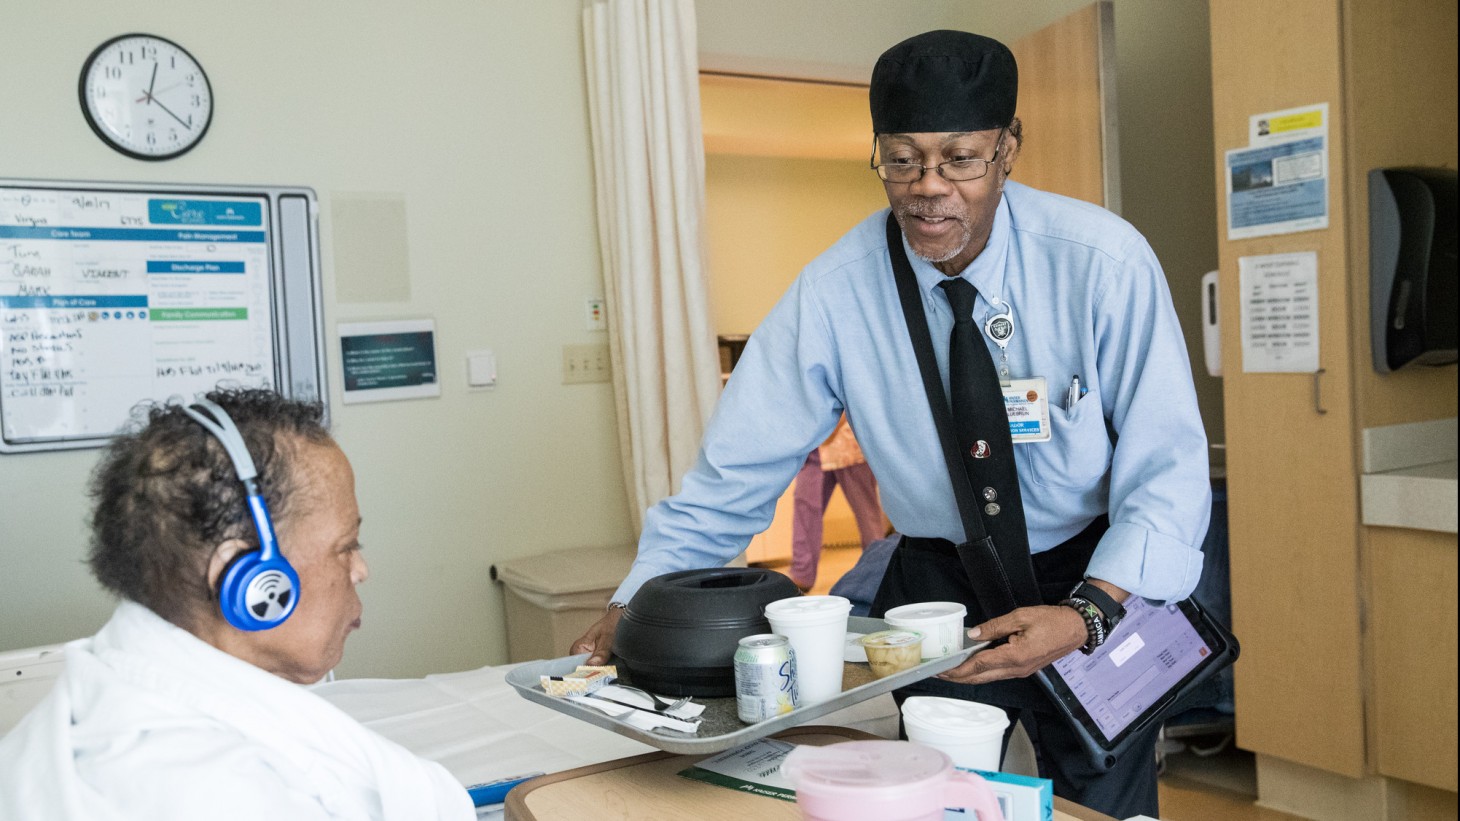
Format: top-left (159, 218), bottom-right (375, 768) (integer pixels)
top-left (0, 389), bottom-right (473, 820)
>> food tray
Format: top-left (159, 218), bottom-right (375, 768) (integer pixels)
top-left (505, 615), bottom-right (988, 754)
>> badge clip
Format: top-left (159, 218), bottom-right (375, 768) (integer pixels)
top-left (983, 296), bottom-right (1015, 378)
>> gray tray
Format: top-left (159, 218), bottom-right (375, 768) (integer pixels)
top-left (505, 615), bottom-right (988, 754)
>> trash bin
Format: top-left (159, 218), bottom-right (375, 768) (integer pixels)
top-left (490, 545), bottom-right (636, 663)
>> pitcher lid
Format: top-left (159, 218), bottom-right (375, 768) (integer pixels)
top-left (782, 740), bottom-right (950, 794)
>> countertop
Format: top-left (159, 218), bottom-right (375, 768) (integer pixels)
top-left (1360, 418), bottom-right (1457, 535)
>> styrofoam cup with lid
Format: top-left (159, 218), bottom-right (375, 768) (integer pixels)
top-left (882, 601), bottom-right (968, 659)
top-left (764, 595), bottom-right (852, 705)
top-left (782, 740), bottom-right (1005, 821)
top-left (900, 696), bottom-right (1011, 772)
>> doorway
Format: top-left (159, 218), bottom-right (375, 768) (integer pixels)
top-left (701, 71), bottom-right (888, 594)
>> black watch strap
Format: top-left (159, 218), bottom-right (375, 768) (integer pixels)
top-left (1068, 581), bottom-right (1126, 630)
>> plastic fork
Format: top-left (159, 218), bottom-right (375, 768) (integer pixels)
top-left (612, 684), bottom-right (691, 713)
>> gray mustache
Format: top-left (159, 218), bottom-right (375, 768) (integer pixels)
top-left (898, 201), bottom-right (965, 220)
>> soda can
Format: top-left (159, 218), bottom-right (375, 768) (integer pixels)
top-left (734, 633), bottom-right (798, 723)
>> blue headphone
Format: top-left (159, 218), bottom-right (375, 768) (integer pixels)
top-left (182, 399), bottom-right (300, 632)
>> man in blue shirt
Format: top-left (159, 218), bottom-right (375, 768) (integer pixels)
top-left (575, 30), bottom-right (1207, 816)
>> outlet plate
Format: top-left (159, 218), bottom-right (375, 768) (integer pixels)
top-left (563, 343), bottom-right (610, 384)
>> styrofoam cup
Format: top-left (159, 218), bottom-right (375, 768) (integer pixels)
top-left (883, 602), bottom-right (967, 659)
top-left (765, 595), bottom-right (852, 706)
top-left (901, 696), bottom-right (1010, 772)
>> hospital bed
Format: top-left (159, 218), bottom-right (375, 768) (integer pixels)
top-left (0, 644), bottom-right (901, 819)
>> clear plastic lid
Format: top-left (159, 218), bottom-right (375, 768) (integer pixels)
top-left (901, 696), bottom-right (1010, 734)
top-left (859, 629), bottom-right (923, 648)
top-left (882, 601), bottom-right (967, 622)
top-left (782, 740), bottom-right (950, 796)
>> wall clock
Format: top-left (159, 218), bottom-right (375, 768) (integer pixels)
top-left (79, 33), bottom-right (214, 160)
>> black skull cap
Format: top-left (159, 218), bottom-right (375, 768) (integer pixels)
top-left (870, 30), bottom-right (1017, 134)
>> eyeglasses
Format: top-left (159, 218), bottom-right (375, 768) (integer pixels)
top-left (870, 127), bottom-right (1007, 183)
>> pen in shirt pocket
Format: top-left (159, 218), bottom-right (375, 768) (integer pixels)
top-left (1067, 375), bottom-right (1082, 410)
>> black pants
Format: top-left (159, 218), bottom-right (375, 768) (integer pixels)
top-left (869, 517), bottom-right (1160, 819)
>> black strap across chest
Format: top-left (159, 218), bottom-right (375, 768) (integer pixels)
top-left (885, 213), bottom-right (1041, 613)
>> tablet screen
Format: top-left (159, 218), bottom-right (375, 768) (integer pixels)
top-left (1049, 596), bottom-right (1213, 740)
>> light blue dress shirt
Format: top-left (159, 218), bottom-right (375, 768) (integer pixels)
top-left (614, 180), bottom-right (1209, 605)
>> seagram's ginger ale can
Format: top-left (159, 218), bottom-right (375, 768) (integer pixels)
top-left (734, 634), bottom-right (798, 722)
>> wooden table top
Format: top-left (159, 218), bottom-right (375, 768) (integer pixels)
top-left (505, 725), bottom-right (1117, 821)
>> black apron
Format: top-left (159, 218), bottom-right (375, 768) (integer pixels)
top-left (869, 515), bottom-right (1109, 710)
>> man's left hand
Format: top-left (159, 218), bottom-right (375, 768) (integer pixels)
top-left (935, 605), bottom-right (1088, 685)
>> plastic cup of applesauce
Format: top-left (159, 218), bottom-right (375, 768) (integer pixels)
top-left (859, 630), bottom-right (924, 679)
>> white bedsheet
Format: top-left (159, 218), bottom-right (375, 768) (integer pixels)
top-left (313, 663), bottom-right (900, 818)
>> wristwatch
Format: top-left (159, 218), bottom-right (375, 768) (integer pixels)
top-left (1060, 581), bottom-right (1127, 655)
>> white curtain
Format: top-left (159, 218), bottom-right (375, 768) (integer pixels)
top-left (583, 0), bottom-right (722, 531)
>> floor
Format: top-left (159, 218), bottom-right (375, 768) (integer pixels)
top-left (764, 546), bottom-right (1311, 821)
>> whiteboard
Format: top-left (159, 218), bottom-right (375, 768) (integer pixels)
top-left (0, 179), bottom-right (326, 453)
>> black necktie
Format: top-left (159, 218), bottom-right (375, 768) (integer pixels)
top-left (938, 277), bottom-right (1032, 576)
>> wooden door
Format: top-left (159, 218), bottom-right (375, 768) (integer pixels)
top-left (1009, 2), bottom-right (1120, 210)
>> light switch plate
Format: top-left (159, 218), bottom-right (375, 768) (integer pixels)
top-left (563, 344), bottom-right (610, 384)
top-left (467, 349), bottom-right (497, 387)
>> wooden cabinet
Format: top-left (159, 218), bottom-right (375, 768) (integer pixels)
top-left (1209, 0), bottom-right (1457, 815)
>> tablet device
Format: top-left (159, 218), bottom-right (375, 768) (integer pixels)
top-left (1034, 595), bottom-right (1238, 770)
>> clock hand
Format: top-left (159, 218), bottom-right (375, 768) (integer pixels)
top-left (137, 62), bottom-right (159, 104)
top-left (150, 97), bottom-right (193, 130)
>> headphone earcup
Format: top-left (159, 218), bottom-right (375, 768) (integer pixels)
top-left (219, 549), bottom-right (301, 632)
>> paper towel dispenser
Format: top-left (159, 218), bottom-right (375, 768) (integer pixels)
top-left (1369, 167), bottom-right (1457, 372)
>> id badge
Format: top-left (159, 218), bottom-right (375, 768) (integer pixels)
top-left (1002, 376), bottom-right (1051, 443)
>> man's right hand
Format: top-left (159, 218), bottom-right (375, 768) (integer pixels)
top-left (571, 606), bottom-right (624, 666)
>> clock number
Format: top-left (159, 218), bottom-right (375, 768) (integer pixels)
top-left (141, 45), bottom-right (157, 60)
top-left (118, 50), bottom-right (134, 65)
top-left (105, 66), bottom-right (122, 80)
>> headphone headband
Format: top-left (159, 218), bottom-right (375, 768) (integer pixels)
top-left (183, 398), bottom-right (260, 483)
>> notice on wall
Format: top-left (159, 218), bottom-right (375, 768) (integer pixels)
top-left (338, 318), bottom-right (439, 404)
top-left (1226, 103), bottom-right (1330, 240)
top-left (1239, 252), bottom-right (1319, 373)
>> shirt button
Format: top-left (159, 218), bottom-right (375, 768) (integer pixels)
top-left (982, 487), bottom-right (998, 502)
top-left (984, 502), bottom-right (1001, 516)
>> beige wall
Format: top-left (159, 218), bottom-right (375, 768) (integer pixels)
top-left (0, 3), bottom-right (632, 679)
top-left (705, 155), bottom-right (887, 334)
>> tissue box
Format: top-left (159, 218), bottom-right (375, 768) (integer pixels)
top-left (955, 769), bottom-right (1053, 821)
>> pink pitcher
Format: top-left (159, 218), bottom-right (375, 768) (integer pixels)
top-left (782, 740), bottom-right (1005, 821)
